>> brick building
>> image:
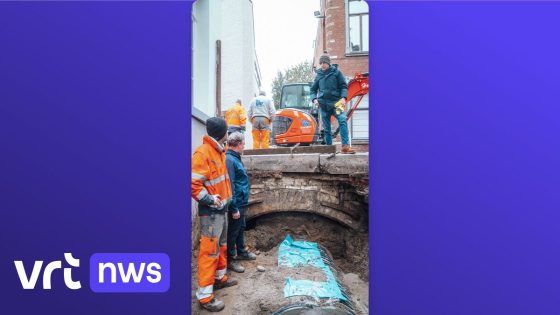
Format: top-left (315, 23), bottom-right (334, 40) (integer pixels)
top-left (313, 0), bottom-right (369, 142)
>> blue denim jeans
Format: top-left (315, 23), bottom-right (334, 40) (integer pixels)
top-left (320, 105), bottom-right (349, 145)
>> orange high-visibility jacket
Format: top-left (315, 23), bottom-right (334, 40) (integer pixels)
top-left (224, 102), bottom-right (247, 129)
top-left (192, 135), bottom-right (232, 215)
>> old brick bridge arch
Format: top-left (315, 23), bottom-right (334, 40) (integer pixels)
top-left (243, 153), bottom-right (369, 232)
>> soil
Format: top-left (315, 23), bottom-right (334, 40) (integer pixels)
top-left (245, 212), bottom-right (369, 281)
top-left (279, 265), bottom-right (327, 283)
top-left (191, 213), bottom-right (369, 314)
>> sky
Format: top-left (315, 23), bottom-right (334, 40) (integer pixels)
top-left (252, 0), bottom-right (321, 96)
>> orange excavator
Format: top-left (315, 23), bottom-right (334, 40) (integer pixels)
top-left (272, 72), bottom-right (369, 146)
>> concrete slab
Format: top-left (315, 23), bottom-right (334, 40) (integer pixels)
top-left (244, 145), bottom-right (336, 156)
top-left (243, 153), bottom-right (321, 173)
top-left (319, 152), bottom-right (369, 175)
top-left (243, 152), bottom-right (369, 175)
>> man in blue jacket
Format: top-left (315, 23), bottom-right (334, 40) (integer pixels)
top-left (311, 51), bottom-right (356, 154)
top-left (225, 132), bottom-right (256, 273)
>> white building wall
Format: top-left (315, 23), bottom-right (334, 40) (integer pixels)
top-left (190, 117), bottom-right (206, 249)
top-left (221, 0), bottom-right (244, 109)
top-left (193, 0), bottom-right (261, 150)
top-left (220, 0), bottom-right (260, 149)
top-left (191, 0), bottom-right (262, 246)
top-left (193, 0), bottom-right (212, 118)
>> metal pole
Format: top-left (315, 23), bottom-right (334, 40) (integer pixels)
top-left (322, 0), bottom-right (326, 52)
top-left (216, 40), bottom-right (222, 117)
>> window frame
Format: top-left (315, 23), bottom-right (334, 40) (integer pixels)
top-left (345, 0), bottom-right (369, 56)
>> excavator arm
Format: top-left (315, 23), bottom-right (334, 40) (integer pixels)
top-left (332, 72), bottom-right (369, 137)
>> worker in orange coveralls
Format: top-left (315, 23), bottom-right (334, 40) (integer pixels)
top-left (192, 117), bottom-right (237, 312)
top-left (247, 91), bottom-right (276, 149)
top-left (224, 99), bottom-right (247, 135)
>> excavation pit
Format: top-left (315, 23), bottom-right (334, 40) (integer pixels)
top-left (192, 152), bottom-right (370, 314)
top-left (192, 212), bottom-right (369, 315)
top-left (245, 212), bottom-right (369, 281)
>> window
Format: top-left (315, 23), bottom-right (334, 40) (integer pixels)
top-left (350, 94), bottom-right (369, 140)
top-left (279, 84), bottom-right (312, 110)
top-left (346, 0), bottom-right (369, 54)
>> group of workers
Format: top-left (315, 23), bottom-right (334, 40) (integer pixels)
top-left (224, 51), bottom-right (355, 154)
top-left (191, 51), bottom-right (355, 312)
top-left (224, 91), bottom-right (276, 149)
top-left (223, 51), bottom-right (355, 154)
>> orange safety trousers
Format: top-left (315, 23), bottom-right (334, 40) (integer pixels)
top-left (251, 117), bottom-right (271, 149)
top-left (196, 213), bottom-right (228, 304)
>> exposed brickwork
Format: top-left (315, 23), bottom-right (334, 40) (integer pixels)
top-left (247, 173), bottom-right (369, 232)
top-left (192, 152), bottom-right (370, 249)
top-left (313, 0), bottom-right (369, 142)
top-left (314, 0), bottom-right (368, 78)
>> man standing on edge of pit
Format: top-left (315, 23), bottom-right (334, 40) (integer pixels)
top-left (311, 51), bottom-right (356, 154)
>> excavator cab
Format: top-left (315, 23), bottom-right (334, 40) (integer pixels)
top-left (278, 83), bottom-right (319, 121)
top-left (279, 84), bottom-right (312, 109)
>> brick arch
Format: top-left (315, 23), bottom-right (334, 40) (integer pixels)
top-left (246, 186), bottom-right (362, 230)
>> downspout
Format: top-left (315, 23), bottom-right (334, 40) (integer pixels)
top-left (322, 0), bottom-right (326, 53)
top-left (216, 40), bottom-right (222, 117)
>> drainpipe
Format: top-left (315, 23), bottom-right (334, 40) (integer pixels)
top-left (216, 40), bottom-right (222, 117)
top-left (314, 0), bottom-right (327, 60)
top-left (322, 0), bottom-right (326, 52)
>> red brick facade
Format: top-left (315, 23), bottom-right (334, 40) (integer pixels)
top-left (313, 0), bottom-right (370, 143)
top-left (314, 0), bottom-right (369, 78)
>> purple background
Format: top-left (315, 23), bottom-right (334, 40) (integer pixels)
top-left (1, 1), bottom-right (559, 314)
top-left (90, 253), bottom-right (170, 293)
top-left (371, 1), bottom-right (560, 314)
top-left (0, 1), bottom-right (191, 314)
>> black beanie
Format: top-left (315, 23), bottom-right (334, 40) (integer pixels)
top-left (206, 117), bottom-right (228, 141)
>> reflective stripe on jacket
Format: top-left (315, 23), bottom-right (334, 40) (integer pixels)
top-left (224, 102), bottom-right (247, 128)
top-left (192, 135), bottom-right (233, 215)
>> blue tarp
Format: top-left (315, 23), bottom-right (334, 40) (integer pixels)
top-left (278, 235), bottom-right (347, 301)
